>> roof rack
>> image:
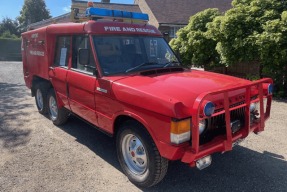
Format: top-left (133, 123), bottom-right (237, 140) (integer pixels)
top-left (72, 7), bottom-right (149, 24)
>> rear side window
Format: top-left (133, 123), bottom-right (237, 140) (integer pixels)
top-left (54, 36), bottom-right (71, 67)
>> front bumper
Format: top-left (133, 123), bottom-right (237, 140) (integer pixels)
top-left (180, 78), bottom-right (273, 166)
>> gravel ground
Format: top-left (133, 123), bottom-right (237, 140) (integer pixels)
top-left (0, 61), bottom-right (286, 192)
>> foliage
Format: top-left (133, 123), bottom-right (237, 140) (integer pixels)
top-left (207, 6), bottom-right (259, 65)
top-left (208, 0), bottom-right (287, 66)
top-left (0, 31), bottom-right (19, 39)
top-left (170, 0), bottom-right (287, 97)
top-left (18, 0), bottom-right (51, 31)
top-left (0, 17), bottom-right (20, 38)
top-left (209, 0), bottom-right (287, 96)
top-left (256, 11), bottom-right (287, 97)
top-left (170, 8), bottom-right (221, 67)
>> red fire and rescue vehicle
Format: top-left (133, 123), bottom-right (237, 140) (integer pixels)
top-left (21, 6), bottom-right (273, 187)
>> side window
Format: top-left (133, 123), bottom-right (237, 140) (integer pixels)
top-left (72, 35), bottom-right (96, 73)
top-left (54, 36), bottom-right (71, 67)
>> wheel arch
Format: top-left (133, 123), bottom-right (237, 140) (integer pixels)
top-left (32, 75), bottom-right (66, 109)
top-left (114, 112), bottom-right (169, 187)
top-left (113, 112), bottom-right (160, 153)
top-left (31, 75), bottom-right (52, 96)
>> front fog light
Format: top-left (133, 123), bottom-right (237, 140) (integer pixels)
top-left (268, 84), bottom-right (274, 95)
top-left (199, 119), bottom-right (206, 135)
top-left (264, 83), bottom-right (274, 95)
top-left (203, 101), bottom-right (215, 117)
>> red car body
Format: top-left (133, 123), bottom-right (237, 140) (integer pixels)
top-left (22, 19), bottom-right (273, 185)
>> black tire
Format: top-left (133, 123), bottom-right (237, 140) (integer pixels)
top-left (116, 120), bottom-right (168, 188)
top-left (35, 83), bottom-right (48, 114)
top-left (47, 89), bottom-right (69, 125)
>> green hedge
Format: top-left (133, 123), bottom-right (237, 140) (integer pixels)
top-left (0, 38), bottom-right (22, 61)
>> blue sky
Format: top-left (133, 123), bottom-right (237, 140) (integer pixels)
top-left (0, 0), bottom-right (134, 20)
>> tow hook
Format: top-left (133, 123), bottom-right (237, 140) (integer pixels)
top-left (196, 155), bottom-right (212, 170)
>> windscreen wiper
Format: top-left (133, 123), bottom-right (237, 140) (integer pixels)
top-left (163, 61), bottom-right (181, 68)
top-left (126, 62), bottom-right (159, 73)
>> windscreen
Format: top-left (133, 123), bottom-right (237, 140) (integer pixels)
top-left (93, 36), bottom-right (180, 75)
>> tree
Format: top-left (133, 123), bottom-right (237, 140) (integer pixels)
top-left (0, 17), bottom-right (20, 38)
top-left (171, 0), bottom-right (287, 97)
top-left (0, 31), bottom-right (19, 39)
top-left (255, 11), bottom-right (287, 97)
top-left (18, 0), bottom-right (51, 31)
top-left (170, 8), bottom-right (221, 68)
top-left (207, 0), bottom-right (287, 66)
top-left (208, 0), bottom-right (287, 97)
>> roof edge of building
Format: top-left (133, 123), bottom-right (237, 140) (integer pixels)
top-left (28, 13), bottom-right (70, 28)
top-left (159, 23), bottom-right (188, 26)
top-left (72, 0), bottom-right (139, 7)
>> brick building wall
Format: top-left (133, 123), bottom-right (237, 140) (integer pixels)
top-left (134, 0), bottom-right (158, 28)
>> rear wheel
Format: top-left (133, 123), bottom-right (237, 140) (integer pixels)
top-left (35, 83), bottom-right (48, 114)
top-left (47, 89), bottom-right (69, 125)
top-left (116, 120), bottom-right (168, 188)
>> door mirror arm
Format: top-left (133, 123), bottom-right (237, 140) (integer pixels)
top-left (93, 69), bottom-right (99, 77)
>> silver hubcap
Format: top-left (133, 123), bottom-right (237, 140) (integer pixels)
top-left (49, 96), bottom-right (58, 120)
top-left (36, 89), bottom-right (43, 110)
top-left (122, 134), bottom-right (147, 175)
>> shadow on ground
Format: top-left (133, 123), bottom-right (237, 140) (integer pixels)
top-left (58, 115), bottom-right (287, 192)
top-left (59, 116), bottom-right (120, 170)
top-left (148, 147), bottom-right (287, 192)
top-left (0, 82), bottom-right (32, 149)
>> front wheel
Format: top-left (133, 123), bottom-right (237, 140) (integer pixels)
top-left (116, 120), bottom-right (168, 188)
top-left (47, 89), bottom-right (69, 125)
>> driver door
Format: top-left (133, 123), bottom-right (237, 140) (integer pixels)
top-left (66, 35), bottom-right (98, 125)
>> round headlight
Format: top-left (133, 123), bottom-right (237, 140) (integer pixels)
top-left (268, 84), bottom-right (273, 95)
top-left (203, 102), bottom-right (215, 117)
top-left (199, 119), bottom-right (206, 135)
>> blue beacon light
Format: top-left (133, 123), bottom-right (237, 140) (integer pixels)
top-left (86, 7), bottom-right (149, 21)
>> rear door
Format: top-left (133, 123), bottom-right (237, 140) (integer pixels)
top-left (66, 35), bottom-right (98, 125)
top-left (49, 36), bottom-right (71, 108)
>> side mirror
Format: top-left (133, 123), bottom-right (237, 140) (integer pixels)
top-left (78, 48), bottom-right (89, 65)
